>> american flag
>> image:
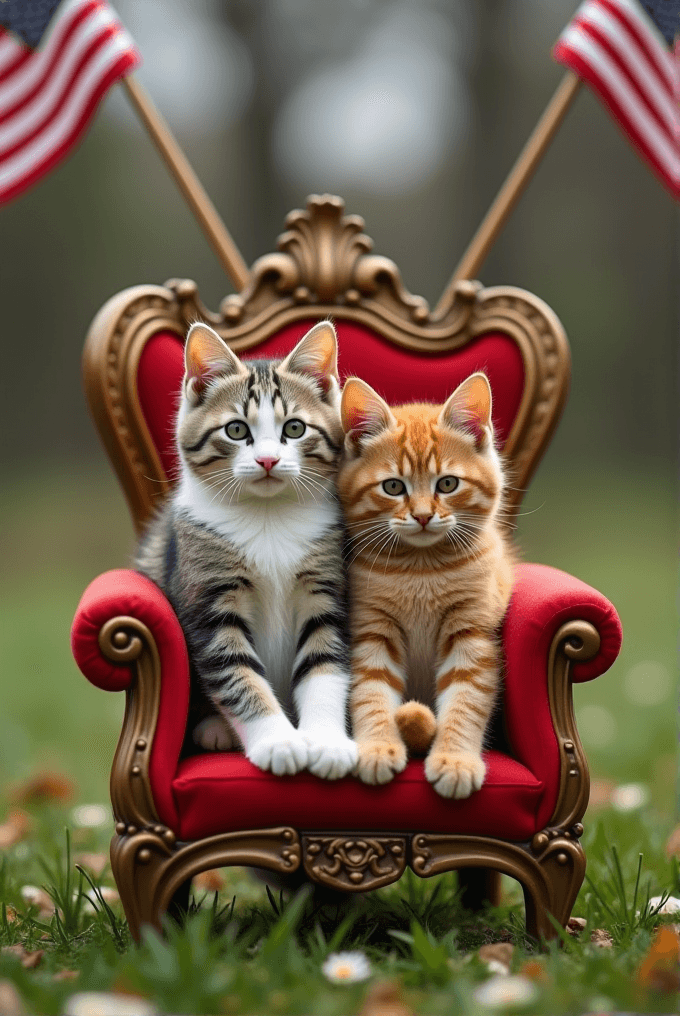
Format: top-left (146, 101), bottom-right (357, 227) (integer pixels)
top-left (0, 0), bottom-right (140, 205)
top-left (554, 0), bottom-right (680, 198)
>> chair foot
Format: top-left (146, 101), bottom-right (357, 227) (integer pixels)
top-left (457, 867), bottom-right (502, 911)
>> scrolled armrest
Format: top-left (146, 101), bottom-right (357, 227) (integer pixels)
top-left (501, 563), bottom-right (622, 831)
top-left (504, 563), bottom-right (622, 687)
top-left (71, 569), bottom-right (189, 692)
top-left (71, 569), bottom-right (189, 831)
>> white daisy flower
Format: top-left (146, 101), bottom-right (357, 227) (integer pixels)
top-left (20, 885), bottom-right (45, 906)
top-left (485, 959), bottom-right (510, 976)
top-left (70, 804), bottom-right (110, 828)
top-left (611, 783), bottom-right (649, 812)
top-left (63, 992), bottom-right (158, 1016)
top-left (322, 951), bottom-right (372, 983)
top-left (473, 974), bottom-right (538, 1008)
top-left (640, 894), bottom-right (680, 916)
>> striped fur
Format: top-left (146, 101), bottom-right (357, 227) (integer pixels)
top-left (135, 321), bottom-right (357, 779)
top-left (337, 374), bottom-right (515, 798)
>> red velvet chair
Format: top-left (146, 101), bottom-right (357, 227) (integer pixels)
top-left (71, 195), bottom-right (622, 942)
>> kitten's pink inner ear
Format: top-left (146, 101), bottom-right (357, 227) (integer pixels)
top-left (463, 374), bottom-right (492, 427)
top-left (281, 321), bottom-right (338, 393)
top-left (341, 379), bottom-right (392, 437)
top-left (442, 373), bottom-right (492, 436)
top-left (185, 325), bottom-right (241, 390)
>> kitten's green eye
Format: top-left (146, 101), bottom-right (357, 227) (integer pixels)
top-left (436, 476), bottom-right (459, 494)
top-left (225, 420), bottom-right (249, 440)
top-left (283, 418), bottom-right (306, 439)
top-left (382, 479), bottom-right (406, 496)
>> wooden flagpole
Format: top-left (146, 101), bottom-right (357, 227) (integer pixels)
top-left (434, 70), bottom-right (582, 317)
top-left (121, 74), bottom-right (249, 291)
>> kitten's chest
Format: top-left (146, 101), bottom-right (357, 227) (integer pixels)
top-left (251, 572), bottom-right (297, 704)
top-left (405, 609), bottom-right (438, 707)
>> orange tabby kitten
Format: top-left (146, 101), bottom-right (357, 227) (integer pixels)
top-left (337, 373), bottom-right (515, 799)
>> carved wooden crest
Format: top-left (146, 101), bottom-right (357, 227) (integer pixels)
top-left (84, 193), bottom-right (570, 529)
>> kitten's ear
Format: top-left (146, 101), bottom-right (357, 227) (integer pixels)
top-left (184, 323), bottom-right (245, 403)
top-left (341, 378), bottom-right (397, 447)
top-left (439, 373), bottom-right (493, 448)
top-left (279, 320), bottom-right (338, 393)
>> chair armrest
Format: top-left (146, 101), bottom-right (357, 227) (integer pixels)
top-left (71, 569), bottom-right (189, 831)
top-left (501, 562), bottom-right (622, 832)
top-left (71, 569), bottom-right (188, 691)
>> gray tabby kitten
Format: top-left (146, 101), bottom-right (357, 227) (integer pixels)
top-left (135, 320), bottom-right (357, 780)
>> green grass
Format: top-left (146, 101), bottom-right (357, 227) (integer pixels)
top-left (0, 801), bottom-right (678, 1014)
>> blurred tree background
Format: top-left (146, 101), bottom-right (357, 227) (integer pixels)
top-left (0, 0), bottom-right (676, 814)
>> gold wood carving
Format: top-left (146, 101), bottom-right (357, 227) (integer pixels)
top-left (84, 195), bottom-right (570, 532)
top-left (302, 835), bottom-right (407, 892)
top-left (83, 286), bottom-right (182, 531)
top-left (411, 833), bottom-right (584, 942)
top-left (545, 620), bottom-right (600, 835)
top-left (98, 616), bottom-right (163, 830)
top-left (111, 827), bottom-right (300, 942)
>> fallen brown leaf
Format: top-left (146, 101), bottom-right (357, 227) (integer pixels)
top-left (9, 771), bottom-right (75, 805)
top-left (194, 868), bottom-right (225, 893)
top-left (665, 824), bottom-right (680, 858)
top-left (53, 970), bottom-right (80, 982)
top-left (358, 980), bottom-right (413, 1016)
top-left (478, 942), bottom-right (514, 968)
top-left (111, 976), bottom-right (150, 998)
top-left (587, 779), bottom-right (615, 811)
top-left (0, 811), bottom-right (31, 850)
top-left (636, 925), bottom-right (680, 992)
top-left (1, 945), bottom-right (43, 969)
top-left (518, 960), bottom-right (548, 983)
top-left (20, 950), bottom-right (43, 970)
top-left (0, 979), bottom-right (23, 1016)
top-left (74, 852), bottom-right (108, 877)
top-left (590, 928), bottom-right (614, 948)
top-left (1, 946), bottom-right (24, 960)
top-left (567, 916), bottom-right (587, 937)
top-left (2, 907), bottom-right (17, 924)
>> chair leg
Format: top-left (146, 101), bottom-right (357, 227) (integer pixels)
top-left (457, 867), bottom-right (502, 911)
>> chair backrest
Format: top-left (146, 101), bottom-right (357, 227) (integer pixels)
top-left (83, 194), bottom-right (570, 532)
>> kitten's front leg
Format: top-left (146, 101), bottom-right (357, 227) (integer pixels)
top-left (183, 602), bottom-right (307, 775)
top-left (351, 609), bottom-right (408, 785)
top-left (295, 672), bottom-right (357, 780)
top-left (292, 566), bottom-right (357, 780)
top-left (425, 628), bottom-right (499, 799)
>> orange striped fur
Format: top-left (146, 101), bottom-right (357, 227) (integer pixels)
top-left (338, 374), bottom-right (515, 798)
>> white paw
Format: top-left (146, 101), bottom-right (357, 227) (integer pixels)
top-left (247, 725), bottom-right (308, 776)
top-left (193, 716), bottom-right (239, 751)
top-left (302, 730), bottom-right (358, 780)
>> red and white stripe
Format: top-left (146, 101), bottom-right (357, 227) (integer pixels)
top-left (554, 0), bottom-right (680, 198)
top-left (0, 0), bottom-right (139, 204)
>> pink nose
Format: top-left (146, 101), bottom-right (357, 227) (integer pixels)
top-left (414, 514), bottom-right (433, 528)
top-left (256, 457), bottom-right (280, 473)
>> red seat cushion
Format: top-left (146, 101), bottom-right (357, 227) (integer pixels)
top-left (172, 751), bottom-right (544, 842)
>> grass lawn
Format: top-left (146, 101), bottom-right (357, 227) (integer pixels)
top-left (0, 462), bottom-right (677, 1013)
top-left (0, 801), bottom-right (679, 1014)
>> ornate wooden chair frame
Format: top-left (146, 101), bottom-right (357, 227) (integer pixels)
top-left (74, 195), bottom-right (620, 942)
